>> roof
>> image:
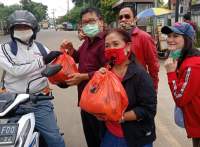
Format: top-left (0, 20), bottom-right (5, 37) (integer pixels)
top-left (113, 0), bottom-right (154, 8)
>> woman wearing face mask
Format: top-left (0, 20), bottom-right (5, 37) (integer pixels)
top-left (162, 22), bottom-right (200, 147)
top-left (99, 29), bottom-right (157, 147)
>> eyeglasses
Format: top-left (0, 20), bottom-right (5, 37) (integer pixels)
top-left (81, 19), bottom-right (98, 26)
top-left (118, 14), bottom-right (131, 20)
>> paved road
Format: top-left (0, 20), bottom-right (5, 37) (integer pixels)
top-left (0, 30), bottom-right (192, 147)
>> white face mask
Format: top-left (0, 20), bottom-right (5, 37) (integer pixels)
top-left (14, 29), bottom-right (33, 42)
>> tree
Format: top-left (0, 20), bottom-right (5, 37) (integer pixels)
top-left (57, 3), bottom-right (90, 24)
top-left (20, 0), bottom-right (48, 22)
top-left (157, 0), bottom-right (165, 7)
top-left (0, 4), bottom-right (21, 21)
top-left (100, 0), bottom-right (118, 24)
top-left (192, 0), bottom-right (197, 4)
top-left (72, 0), bottom-right (100, 7)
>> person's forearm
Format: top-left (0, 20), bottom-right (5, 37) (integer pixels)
top-left (81, 73), bottom-right (89, 80)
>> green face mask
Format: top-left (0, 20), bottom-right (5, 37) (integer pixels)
top-left (82, 24), bottom-right (100, 38)
top-left (169, 50), bottom-right (182, 60)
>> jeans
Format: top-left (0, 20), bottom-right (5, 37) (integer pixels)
top-left (16, 100), bottom-right (65, 147)
top-left (101, 131), bottom-right (153, 147)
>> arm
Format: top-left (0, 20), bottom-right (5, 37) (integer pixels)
top-left (143, 36), bottom-right (160, 91)
top-left (130, 71), bottom-right (157, 121)
top-left (65, 73), bottom-right (89, 86)
top-left (167, 67), bottom-right (197, 107)
top-left (0, 46), bottom-right (44, 77)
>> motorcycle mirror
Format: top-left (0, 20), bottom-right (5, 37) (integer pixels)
top-left (26, 64), bottom-right (62, 93)
top-left (41, 64), bottom-right (62, 77)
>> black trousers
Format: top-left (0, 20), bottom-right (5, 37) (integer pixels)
top-left (81, 110), bottom-right (106, 147)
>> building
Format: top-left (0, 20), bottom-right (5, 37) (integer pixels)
top-left (170, 0), bottom-right (190, 15)
top-left (191, 0), bottom-right (200, 26)
top-left (112, 0), bottom-right (154, 15)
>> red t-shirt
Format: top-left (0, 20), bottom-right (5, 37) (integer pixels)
top-left (105, 71), bottom-right (124, 137)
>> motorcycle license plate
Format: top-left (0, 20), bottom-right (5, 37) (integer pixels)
top-left (0, 124), bottom-right (18, 145)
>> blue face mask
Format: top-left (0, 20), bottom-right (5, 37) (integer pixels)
top-left (169, 50), bottom-right (182, 60)
top-left (82, 24), bottom-right (100, 38)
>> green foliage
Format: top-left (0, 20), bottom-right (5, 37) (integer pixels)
top-left (100, 0), bottom-right (118, 24)
top-left (157, 0), bottom-right (165, 7)
top-left (57, 3), bottom-right (90, 24)
top-left (65, 0), bottom-right (118, 25)
top-left (72, 0), bottom-right (100, 7)
top-left (192, 0), bottom-right (197, 5)
top-left (0, 0), bottom-right (47, 22)
top-left (20, 0), bottom-right (48, 22)
top-left (0, 4), bottom-right (21, 21)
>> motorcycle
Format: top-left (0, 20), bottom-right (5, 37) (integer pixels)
top-left (0, 64), bottom-right (62, 147)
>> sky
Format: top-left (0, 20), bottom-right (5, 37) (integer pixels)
top-left (0, 0), bottom-right (168, 18)
top-left (0, 0), bottom-right (75, 18)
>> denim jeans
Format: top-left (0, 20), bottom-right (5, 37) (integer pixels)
top-left (16, 100), bottom-right (65, 147)
top-left (101, 131), bottom-right (153, 147)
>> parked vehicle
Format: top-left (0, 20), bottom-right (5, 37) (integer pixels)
top-left (41, 20), bottom-right (49, 29)
top-left (62, 22), bottom-right (73, 31)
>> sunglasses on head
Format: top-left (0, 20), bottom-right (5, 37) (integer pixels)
top-left (119, 14), bottom-right (131, 20)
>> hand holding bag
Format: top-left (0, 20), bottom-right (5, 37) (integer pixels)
top-left (48, 48), bottom-right (78, 85)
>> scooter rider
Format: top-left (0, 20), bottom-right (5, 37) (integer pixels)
top-left (0, 10), bottom-right (65, 147)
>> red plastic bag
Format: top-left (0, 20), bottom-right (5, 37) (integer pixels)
top-left (79, 69), bottom-right (128, 121)
top-left (48, 49), bottom-right (78, 84)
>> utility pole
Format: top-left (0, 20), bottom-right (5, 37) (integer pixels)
top-left (52, 9), bottom-right (56, 28)
top-left (188, 0), bottom-right (192, 17)
top-left (175, 0), bottom-right (180, 22)
top-left (67, 0), bottom-right (70, 14)
top-left (168, 0), bottom-right (172, 25)
top-left (155, 0), bottom-right (158, 7)
top-left (83, 0), bottom-right (85, 8)
top-left (168, 0), bottom-right (171, 10)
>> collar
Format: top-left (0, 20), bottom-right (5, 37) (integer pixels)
top-left (86, 31), bottom-right (106, 42)
top-left (9, 40), bottom-right (32, 56)
top-left (9, 40), bottom-right (18, 56)
top-left (122, 54), bottom-right (139, 82)
top-left (96, 31), bottom-right (106, 39)
top-left (131, 27), bottom-right (140, 35)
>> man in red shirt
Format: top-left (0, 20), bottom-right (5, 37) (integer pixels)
top-left (118, 7), bottom-right (160, 91)
top-left (60, 8), bottom-right (106, 147)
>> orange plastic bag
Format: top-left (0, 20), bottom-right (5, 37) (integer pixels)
top-left (48, 49), bottom-right (78, 84)
top-left (79, 69), bottom-right (128, 121)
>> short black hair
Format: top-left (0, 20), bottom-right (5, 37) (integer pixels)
top-left (183, 13), bottom-right (191, 20)
top-left (106, 28), bottom-right (131, 43)
top-left (120, 6), bottom-right (136, 17)
top-left (80, 7), bottom-right (102, 19)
